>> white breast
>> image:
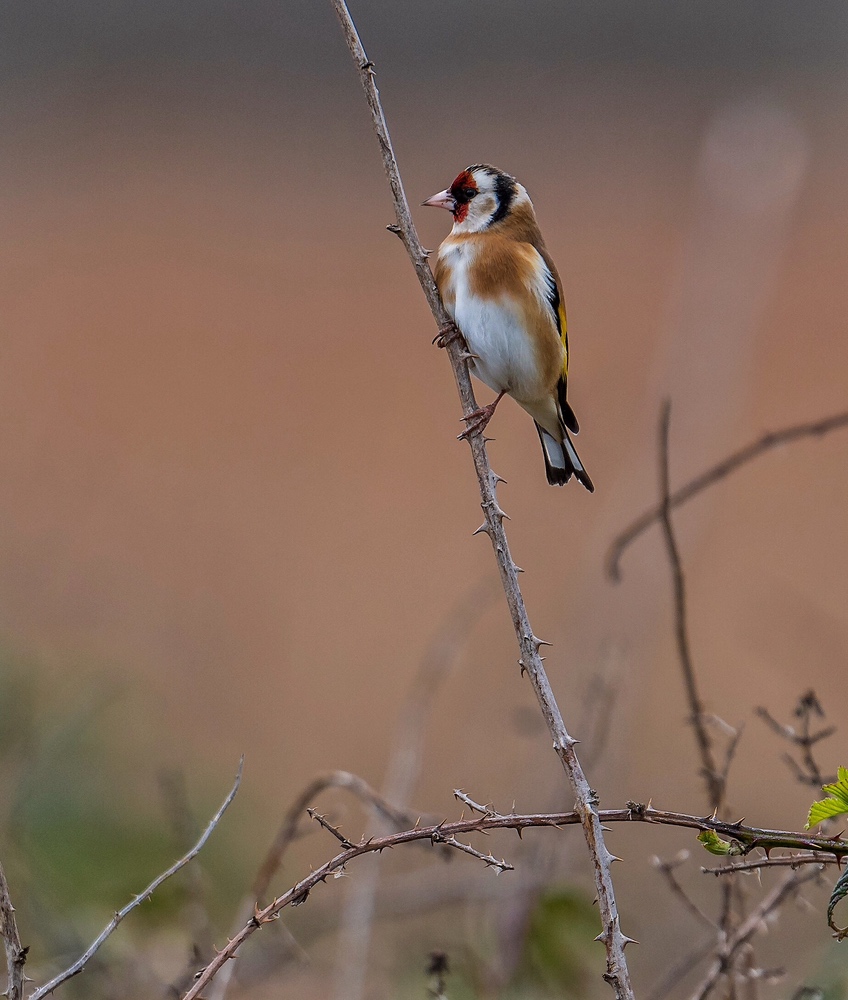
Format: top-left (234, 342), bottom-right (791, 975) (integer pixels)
top-left (439, 241), bottom-right (548, 402)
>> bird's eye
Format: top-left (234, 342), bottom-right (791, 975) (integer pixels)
top-left (464, 188), bottom-right (477, 199)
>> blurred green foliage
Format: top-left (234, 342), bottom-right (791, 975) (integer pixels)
top-left (0, 647), bottom-right (247, 993)
top-left (519, 888), bottom-right (601, 997)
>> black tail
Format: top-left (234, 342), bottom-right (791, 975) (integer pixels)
top-left (535, 423), bottom-right (594, 492)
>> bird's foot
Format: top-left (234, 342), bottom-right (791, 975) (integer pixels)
top-left (458, 392), bottom-right (506, 441)
top-left (433, 323), bottom-right (462, 349)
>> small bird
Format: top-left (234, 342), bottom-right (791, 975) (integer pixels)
top-left (424, 164), bottom-right (593, 491)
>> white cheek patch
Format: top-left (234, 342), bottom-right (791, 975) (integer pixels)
top-left (452, 192), bottom-right (498, 234)
top-left (476, 195), bottom-right (496, 223)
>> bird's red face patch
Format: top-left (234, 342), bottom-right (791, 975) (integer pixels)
top-left (449, 170), bottom-right (478, 224)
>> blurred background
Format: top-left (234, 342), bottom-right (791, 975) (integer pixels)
top-left (2, 1), bottom-right (848, 997)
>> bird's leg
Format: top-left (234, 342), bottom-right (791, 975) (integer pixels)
top-left (433, 322), bottom-right (462, 349)
top-left (458, 390), bottom-right (507, 441)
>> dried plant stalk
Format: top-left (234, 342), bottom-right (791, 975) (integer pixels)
top-left (326, 1), bottom-right (635, 995)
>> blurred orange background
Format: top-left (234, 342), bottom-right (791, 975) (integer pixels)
top-left (2, 2), bottom-right (848, 997)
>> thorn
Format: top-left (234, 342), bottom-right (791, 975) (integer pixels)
top-left (512, 563), bottom-right (524, 573)
top-left (472, 523), bottom-right (490, 536)
top-left (532, 635), bottom-right (552, 651)
top-left (608, 854), bottom-right (623, 864)
top-left (385, 223), bottom-right (403, 239)
top-left (492, 472), bottom-right (508, 485)
top-left (620, 934), bottom-right (640, 948)
top-left (594, 930), bottom-right (608, 943)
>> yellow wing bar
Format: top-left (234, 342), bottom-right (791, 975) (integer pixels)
top-left (559, 301), bottom-right (569, 378)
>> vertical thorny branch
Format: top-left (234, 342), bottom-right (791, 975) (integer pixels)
top-left (328, 2), bottom-right (635, 997)
top-left (0, 861), bottom-right (26, 1000)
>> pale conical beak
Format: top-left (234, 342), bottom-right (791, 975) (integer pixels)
top-left (422, 189), bottom-right (456, 212)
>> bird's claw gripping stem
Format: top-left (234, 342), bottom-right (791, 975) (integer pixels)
top-left (433, 323), bottom-right (462, 349)
top-left (457, 392), bottom-right (506, 441)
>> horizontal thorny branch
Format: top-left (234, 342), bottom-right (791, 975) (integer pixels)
top-left (181, 802), bottom-right (848, 997)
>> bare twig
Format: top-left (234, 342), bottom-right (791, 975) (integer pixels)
top-left (432, 834), bottom-right (512, 873)
top-left (209, 770), bottom-right (426, 1000)
top-left (653, 853), bottom-right (716, 930)
top-left (454, 790), bottom-right (502, 818)
top-left (606, 409), bottom-right (848, 581)
top-left (251, 770), bottom-right (421, 907)
top-left (159, 768), bottom-right (216, 995)
top-left (308, 810), bottom-right (356, 850)
top-left (687, 869), bottom-right (820, 1000)
top-left (657, 401), bottom-right (723, 811)
top-left (29, 757), bottom-right (243, 1000)
top-left (0, 860), bottom-right (27, 1000)
top-left (183, 803), bottom-right (848, 997)
top-left (702, 855), bottom-right (833, 875)
top-left (756, 693), bottom-right (836, 788)
top-left (327, 3), bottom-right (634, 996)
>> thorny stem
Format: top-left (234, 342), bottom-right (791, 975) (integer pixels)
top-left (0, 860), bottom-right (27, 1000)
top-left (657, 401), bottom-right (723, 812)
top-left (326, 2), bottom-right (634, 996)
top-left (606, 409), bottom-right (848, 582)
top-left (182, 803), bottom-right (848, 997)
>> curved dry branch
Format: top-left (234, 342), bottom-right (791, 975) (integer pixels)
top-left (657, 401), bottom-right (723, 811)
top-left (250, 770), bottom-right (422, 907)
top-left (182, 802), bottom-right (848, 997)
top-left (326, 2), bottom-right (634, 996)
top-left (208, 769), bottom-right (428, 1000)
top-left (28, 758), bottom-right (243, 1000)
top-left (606, 409), bottom-right (848, 582)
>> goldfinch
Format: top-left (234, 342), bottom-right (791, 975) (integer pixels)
top-left (424, 164), bottom-right (593, 491)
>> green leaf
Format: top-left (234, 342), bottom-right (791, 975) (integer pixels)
top-left (806, 767), bottom-right (848, 829)
top-left (827, 866), bottom-right (848, 939)
top-left (697, 830), bottom-right (741, 856)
